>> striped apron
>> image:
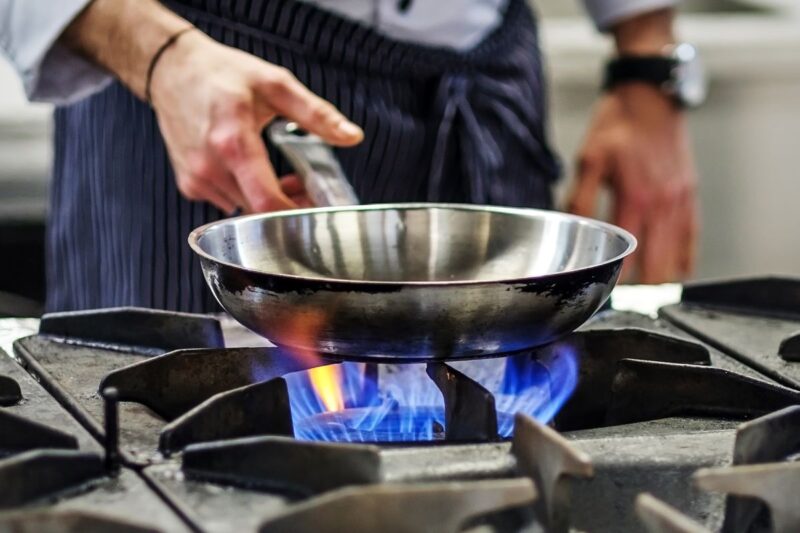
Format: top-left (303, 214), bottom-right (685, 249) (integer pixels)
top-left (47, 0), bottom-right (560, 313)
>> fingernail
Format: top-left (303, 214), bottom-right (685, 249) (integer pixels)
top-left (337, 120), bottom-right (363, 139)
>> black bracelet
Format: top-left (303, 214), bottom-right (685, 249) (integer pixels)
top-left (145, 26), bottom-right (196, 104)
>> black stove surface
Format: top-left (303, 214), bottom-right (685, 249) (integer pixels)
top-left (1, 277), bottom-right (799, 533)
top-left (0, 345), bottom-right (189, 532)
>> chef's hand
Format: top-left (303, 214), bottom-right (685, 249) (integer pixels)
top-left (61, 0), bottom-right (363, 214)
top-left (568, 85), bottom-right (698, 283)
top-left (566, 9), bottom-right (699, 284)
top-left (149, 32), bottom-right (363, 213)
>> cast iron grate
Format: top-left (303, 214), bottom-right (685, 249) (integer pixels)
top-left (680, 276), bottom-right (800, 320)
top-left (95, 326), bottom-right (800, 453)
top-left (661, 276), bottom-right (800, 390)
top-left (636, 406), bottom-right (800, 533)
top-left (0, 374), bottom-right (21, 406)
top-left (180, 414), bottom-right (591, 533)
top-left (38, 307), bottom-right (224, 354)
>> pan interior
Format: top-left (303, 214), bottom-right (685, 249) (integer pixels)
top-left (194, 206), bottom-right (633, 283)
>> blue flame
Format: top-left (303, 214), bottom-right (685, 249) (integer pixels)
top-left (284, 362), bottom-right (446, 442)
top-left (452, 344), bottom-right (579, 436)
top-left (282, 344), bottom-right (578, 442)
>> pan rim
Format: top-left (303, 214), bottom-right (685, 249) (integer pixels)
top-left (187, 202), bottom-right (637, 287)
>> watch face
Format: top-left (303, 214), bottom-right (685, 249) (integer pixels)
top-left (672, 43), bottom-right (707, 108)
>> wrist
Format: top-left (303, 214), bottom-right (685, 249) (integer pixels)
top-left (148, 29), bottom-right (214, 109)
top-left (61, 0), bottom-right (192, 99)
top-left (612, 8), bottom-right (675, 56)
top-left (609, 83), bottom-right (682, 117)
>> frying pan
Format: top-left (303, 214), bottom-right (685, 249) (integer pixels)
top-left (188, 123), bottom-right (636, 361)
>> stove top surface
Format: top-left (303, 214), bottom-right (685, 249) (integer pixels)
top-left (1, 277), bottom-right (799, 533)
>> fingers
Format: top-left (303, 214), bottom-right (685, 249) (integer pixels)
top-left (279, 174), bottom-right (306, 196)
top-left (155, 43), bottom-right (349, 215)
top-left (280, 174), bottom-right (314, 208)
top-left (176, 153), bottom-right (242, 214)
top-left (178, 109), bottom-right (309, 214)
top-left (679, 193), bottom-right (700, 277)
top-left (176, 146), bottom-right (256, 214)
top-left (567, 152), bottom-right (607, 218)
top-left (255, 67), bottom-right (363, 147)
top-left (624, 175), bottom-right (694, 284)
top-left (209, 119), bottom-right (296, 212)
top-left (215, 170), bottom-right (250, 212)
top-left (291, 195), bottom-right (315, 208)
top-left (640, 203), bottom-right (681, 284)
top-left (610, 151), bottom-right (658, 284)
top-left (612, 194), bottom-right (644, 283)
top-left (176, 171), bottom-right (237, 214)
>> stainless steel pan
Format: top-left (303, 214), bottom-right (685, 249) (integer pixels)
top-left (188, 125), bottom-right (636, 361)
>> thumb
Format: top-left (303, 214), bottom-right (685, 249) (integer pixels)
top-left (567, 153), bottom-right (608, 218)
top-left (256, 68), bottom-right (363, 147)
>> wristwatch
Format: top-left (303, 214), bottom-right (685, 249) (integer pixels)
top-left (603, 43), bottom-right (707, 108)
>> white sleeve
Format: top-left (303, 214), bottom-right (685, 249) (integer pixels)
top-left (582, 0), bottom-right (680, 31)
top-left (0, 0), bottom-right (113, 104)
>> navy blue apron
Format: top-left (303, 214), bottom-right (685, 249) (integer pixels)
top-left (47, 0), bottom-right (560, 313)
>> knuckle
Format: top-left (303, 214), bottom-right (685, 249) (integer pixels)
top-left (576, 151), bottom-right (602, 175)
top-left (658, 183), bottom-right (683, 205)
top-left (309, 102), bottom-right (334, 124)
top-left (209, 128), bottom-right (245, 159)
top-left (264, 67), bottom-right (296, 95)
top-left (178, 178), bottom-right (202, 201)
top-left (272, 67), bottom-right (295, 84)
top-left (187, 157), bottom-right (214, 182)
top-left (272, 66), bottom-right (293, 80)
top-left (628, 189), bottom-right (651, 210)
top-left (212, 91), bottom-right (253, 120)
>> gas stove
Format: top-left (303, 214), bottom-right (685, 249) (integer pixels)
top-left (1, 276), bottom-right (799, 533)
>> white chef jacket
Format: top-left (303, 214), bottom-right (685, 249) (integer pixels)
top-left (0, 0), bottom-right (678, 105)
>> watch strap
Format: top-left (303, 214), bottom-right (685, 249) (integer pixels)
top-left (603, 56), bottom-right (677, 91)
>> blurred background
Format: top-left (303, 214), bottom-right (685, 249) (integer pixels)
top-left (0, 0), bottom-right (798, 311)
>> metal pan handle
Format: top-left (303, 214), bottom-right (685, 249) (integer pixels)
top-left (268, 119), bottom-right (360, 207)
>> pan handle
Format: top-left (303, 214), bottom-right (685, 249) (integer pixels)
top-left (268, 119), bottom-right (360, 207)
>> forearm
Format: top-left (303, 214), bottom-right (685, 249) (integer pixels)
top-left (59, 0), bottom-right (191, 99)
top-left (611, 8), bottom-right (675, 55)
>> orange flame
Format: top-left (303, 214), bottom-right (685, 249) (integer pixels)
top-left (308, 365), bottom-right (345, 411)
top-left (275, 307), bottom-right (345, 412)
top-left (278, 308), bottom-right (328, 366)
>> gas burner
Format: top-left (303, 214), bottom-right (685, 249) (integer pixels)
top-left (18, 309), bottom-right (800, 455)
top-left (293, 406), bottom-right (448, 442)
top-left (180, 326), bottom-right (792, 446)
top-left (282, 352), bottom-right (575, 443)
top-left (107, 325), bottom-right (757, 449)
